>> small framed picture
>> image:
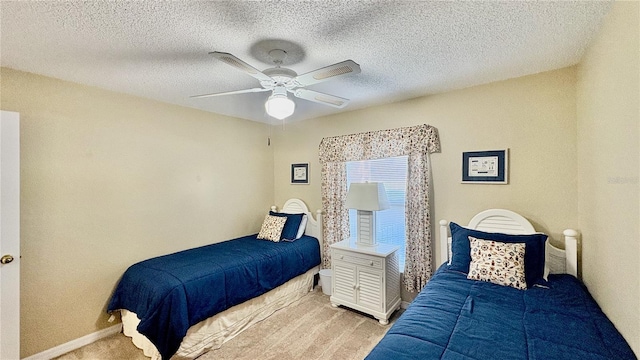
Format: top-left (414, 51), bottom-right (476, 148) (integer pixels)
top-left (291, 163), bottom-right (309, 184)
top-left (462, 149), bottom-right (508, 184)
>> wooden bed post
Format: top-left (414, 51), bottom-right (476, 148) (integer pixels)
top-left (439, 220), bottom-right (449, 265)
top-left (563, 229), bottom-right (579, 278)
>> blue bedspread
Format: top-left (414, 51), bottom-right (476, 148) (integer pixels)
top-left (107, 234), bottom-right (320, 360)
top-left (367, 265), bottom-right (636, 360)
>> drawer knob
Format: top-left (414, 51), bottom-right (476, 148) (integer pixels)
top-left (369, 261), bottom-right (374, 266)
top-left (340, 255), bottom-right (344, 260)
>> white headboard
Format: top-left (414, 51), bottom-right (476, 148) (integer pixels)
top-left (439, 209), bottom-right (578, 278)
top-left (271, 199), bottom-right (323, 262)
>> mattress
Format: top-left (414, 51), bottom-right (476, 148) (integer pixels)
top-left (108, 234), bottom-right (321, 359)
top-left (366, 265), bottom-right (636, 360)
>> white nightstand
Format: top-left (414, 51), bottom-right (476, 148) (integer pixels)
top-left (329, 239), bottom-right (401, 325)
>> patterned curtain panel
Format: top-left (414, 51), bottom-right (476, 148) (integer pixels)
top-left (318, 162), bottom-right (349, 269)
top-left (318, 124), bottom-right (440, 292)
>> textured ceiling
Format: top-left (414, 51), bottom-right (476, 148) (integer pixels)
top-left (1, 1), bottom-right (612, 124)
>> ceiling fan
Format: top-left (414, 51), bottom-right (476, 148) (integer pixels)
top-left (192, 49), bottom-right (361, 120)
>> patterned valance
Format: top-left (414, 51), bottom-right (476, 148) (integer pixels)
top-left (319, 124), bottom-right (440, 164)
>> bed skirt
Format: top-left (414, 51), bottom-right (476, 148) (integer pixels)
top-left (120, 266), bottom-right (319, 359)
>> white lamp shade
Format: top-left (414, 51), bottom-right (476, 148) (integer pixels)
top-left (265, 94), bottom-right (295, 120)
top-left (345, 182), bottom-right (390, 211)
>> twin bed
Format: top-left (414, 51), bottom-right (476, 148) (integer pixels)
top-left (109, 202), bottom-right (636, 360)
top-left (108, 199), bottom-right (323, 360)
top-left (366, 209), bottom-right (636, 359)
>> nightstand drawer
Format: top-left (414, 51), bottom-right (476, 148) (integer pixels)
top-left (333, 249), bottom-right (383, 269)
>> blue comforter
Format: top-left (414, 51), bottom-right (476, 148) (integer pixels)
top-left (367, 265), bottom-right (636, 360)
top-left (107, 234), bottom-right (321, 360)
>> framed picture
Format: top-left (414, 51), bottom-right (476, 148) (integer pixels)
top-left (462, 149), bottom-right (509, 184)
top-left (291, 163), bottom-right (309, 184)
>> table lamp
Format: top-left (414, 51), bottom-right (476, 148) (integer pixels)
top-left (345, 182), bottom-right (390, 246)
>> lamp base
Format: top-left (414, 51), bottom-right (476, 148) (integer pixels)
top-left (355, 210), bottom-right (377, 246)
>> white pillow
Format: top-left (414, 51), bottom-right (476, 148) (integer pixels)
top-left (295, 214), bottom-right (308, 239)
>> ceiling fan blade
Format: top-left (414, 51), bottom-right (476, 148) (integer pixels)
top-left (293, 60), bottom-right (361, 87)
top-left (191, 87), bottom-right (270, 99)
top-left (292, 88), bottom-right (350, 108)
top-left (210, 52), bottom-right (273, 82)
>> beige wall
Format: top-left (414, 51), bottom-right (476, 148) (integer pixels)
top-left (273, 67), bottom-right (579, 302)
top-left (576, 0), bottom-right (639, 354)
top-left (4, 3), bottom-right (638, 354)
top-left (0, 68), bottom-right (274, 358)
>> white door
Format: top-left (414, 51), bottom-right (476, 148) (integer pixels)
top-left (0, 111), bottom-right (20, 360)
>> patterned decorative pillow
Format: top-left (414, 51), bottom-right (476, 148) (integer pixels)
top-left (467, 236), bottom-right (527, 290)
top-left (257, 215), bottom-right (287, 242)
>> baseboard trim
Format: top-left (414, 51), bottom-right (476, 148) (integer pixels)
top-left (23, 323), bottom-right (122, 360)
top-left (401, 301), bottom-right (411, 309)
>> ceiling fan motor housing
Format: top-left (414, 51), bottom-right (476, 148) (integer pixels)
top-left (261, 67), bottom-right (298, 88)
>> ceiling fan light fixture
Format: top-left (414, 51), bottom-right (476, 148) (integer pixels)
top-left (265, 89), bottom-right (295, 120)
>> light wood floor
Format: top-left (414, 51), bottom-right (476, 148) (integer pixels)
top-left (54, 289), bottom-right (403, 360)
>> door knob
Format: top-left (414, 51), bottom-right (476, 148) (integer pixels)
top-left (1, 255), bottom-right (14, 264)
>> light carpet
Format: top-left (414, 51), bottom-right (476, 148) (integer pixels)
top-left (54, 289), bottom-right (402, 360)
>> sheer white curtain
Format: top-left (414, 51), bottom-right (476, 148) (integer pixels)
top-left (318, 124), bottom-right (440, 291)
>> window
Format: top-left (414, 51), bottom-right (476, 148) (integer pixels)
top-left (347, 156), bottom-right (408, 269)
